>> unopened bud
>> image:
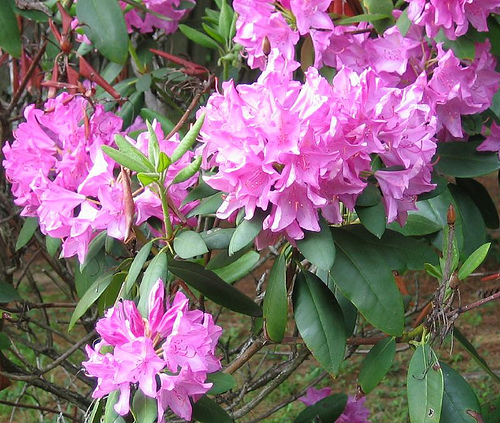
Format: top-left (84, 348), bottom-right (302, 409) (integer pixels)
top-left (449, 272), bottom-right (460, 289)
top-left (262, 36), bottom-right (271, 56)
top-left (447, 204), bottom-right (456, 225)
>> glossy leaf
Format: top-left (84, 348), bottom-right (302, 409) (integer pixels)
top-left (168, 260), bottom-right (262, 317)
top-left (182, 180), bottom-right (218, 205)
top-left (458, 243), bottom-right (490, 280)
top-left (80, 232), bottom-right (107, 272)
top-left (103, 390), bottom-right (126, 423)
top-left (69, 272), bottom-right (114, 330)
top-left (140, 108), bottom-right (176, 136)
top-left (76, 0), bottom-right (129, 64)
top-left (179, 24), bottom-right (220, 50)
top-left (359, 337), bottom-right (396, 394)
top-left (356, 183), bottom-right (382, 207)
top-left (102, 144), bottom-right (152, 174)
top-left (0, 0), bottom-right (20, 57)
top-left (137, 251), bottom-right (168, 316)
top-left (191, 396), bottom-right (233, 423)
top-left (200, 228), bottom-right (235, 250)
top-left (440, 362), bottom-right (482, 423)
top-left (0, 281), bottom-right (22, 303)
top-left (294, 394), bottom-right (348, 423)
top-left (0, 333), bottom-right (10, 350)
top-left (435, 141), bottom-right (500, 177)
top-left (330, 228), bottom-right (404, 336)
top-left (407, 344), bottom-right (444, 423)
top-left (356, 201), bottom-right (387, 238)
top-left (453, 328), bottom-right (500, 384)
top-left (456, 178), bottom-right (499, 229)
top-left (117, 91), bottom-right (144, 129)
top-left (15, 217), bottom-right (38, 251)
top-left (263, 254), bottom-right (288, 342)
top-left (212, 250), bottom-right (259, 284)
top-left (99, 272), bottom-right (126, 313)
top-left (207, 372), bottom-right (236, 395)
top-left (132, 390), bottom-right (157, 423)
top-left (218, 0), bottom-right (232, 40)
top-left (293, 271), bottom-right (346, 375)
top-left (362, 0), bottom-right (394, 33)
top-left (45, 236), bottom-right (61, 257)
top-left (171, 113), bottom-right (206, 163)
top-left (229, 210), bottom-right (265, 255)
top-left (186, 193), bottom-right (223, 217)
top-left (296, 218), bottom-right (336, 270)
top-left (174, 231), bottom-right (209, 259)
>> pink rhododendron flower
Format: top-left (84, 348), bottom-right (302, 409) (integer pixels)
top-left (83, 279), bottom-right (222, 420)
top-left (299, 386), bottom-right (332, 406)
top-left (337, 396), bottom-right (371, 423)
top-left (479, 122), bottom-right (500, 158)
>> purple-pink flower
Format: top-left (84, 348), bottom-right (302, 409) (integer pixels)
top-left (83, 279), bottom-right (222, 421)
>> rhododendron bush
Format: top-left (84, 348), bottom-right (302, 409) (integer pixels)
top-left (0, 0), bottom-right (499, 422)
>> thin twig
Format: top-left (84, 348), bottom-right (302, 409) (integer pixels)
top-left (0, 399), bottom-right (82, 423)
top-left (223, 336), bottom-right (267, 375)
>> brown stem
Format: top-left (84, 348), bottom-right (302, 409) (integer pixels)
top-left (455, 290), bottom-right (500, 314)
top-left (0, 399), bottom-right (82, 423)
top-left (223, 337), bottom-right (267, 375)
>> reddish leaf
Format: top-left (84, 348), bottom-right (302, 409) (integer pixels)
top-left (78, 55), bottom-right (121, 100)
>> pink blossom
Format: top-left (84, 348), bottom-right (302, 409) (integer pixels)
top-left (478, 122), bottom-right (500, 158)
top-left (337, 396), bottom-right (371, 423)
top-left (299, 386), bottom-right (332, 406)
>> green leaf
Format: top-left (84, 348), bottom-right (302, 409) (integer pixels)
top-left (0, 0), bottom-right (21, 57)
top-left (435, 141), bottom-right (500, 177)
top-left (0, 333), bottom-right (10, 350)
top-left (171, 113), bottom-right (206, 163)
top-left (294, 394), bottom-right (348, 423)
top-left (69, 272), bottom-right (114, 330)
top-left (98, 272), bottom-right (127, 314)
top-left (202, 23), bottom-right (226, 44)
top-left (456, 178), bottom-right (499, 229)
top-left (123, 241), bottom-right (153, 297)
top-left (361, 0), bottom-right (394, 33)
top-left (168, 260), bottom-right (262, 317)
top-left (396, 9), bottom-right (411, 36)
top-left (102, 145), bottom-right (152, 174)
top-left (137, 252), bottom-right (168, 317)
top-left (172, 156), bottom-right (202, 184)
top-left (355, 183), bottom-right (382, 207)
top-left (263, 253), bottom-right (288, 342)
top-left (137, 172), bottom-right (159, 186)
top-left (330, 228), bottom-right (404, 336)
top-left (135, 73), bottom-right (152, 93)
top-left (186, 193), bottom-right (223, 217)
top-left (76, 0), bottom-right (129, 64)
top-left (296, 218), bottom-right (336, 270)
top-left (200, 228), bottom-right (235, 250)
top-left (338, 13), bottom-right (392, 25)
top-left (182, 179), bottom-right (218, 205)
top-left (174, 230), bottom-right (209, 259)
top-left (207, 372), bottom-right (236, 395)
top-left (132, 390), bottom-right (157, 423)
top-left (218, 0), bottom-right (232, 40)
top-left (407, 344), bottom-right (444, 423)
top-left (293, 271), bottom-right (346, 375)
top-left (146, 120), bottom-right (161, 169)
top-left (453, 328), bottom-right (500, 384)
top-left (45, 236), bottom-right (61, 257)
top-left (179, 24), bottom-right (220, 49)
top-left (0, 281), bottom-right (22, 303)
top-left (458, 243), bottom-right (490, 280)
top-left (440, 362), bottom-right (482, 423)
top-left (425, 263), bottom-right (443, 280)
top-left (212, 251), bottom-right (260, 284)
top-left (191, 396), bottom-right (233, 423)
top-left (229, 210), bottom-right (265, 255)
top-left (140, 108), bottom-right (176, 136)
top-left (117, 91), bottom-right (144, 129)
top-left (103, 390), bottom-right (126, 423)
top-left (15, 217), bottom-right (38, 251)
top-left (356, 201), bottom-right (387, 238)
top-left (80, 231), bottom-right (107, 272)
top-left (417, 173), bottom-right (449, 201)
top-left (359, 337), bottom-right (396, 394)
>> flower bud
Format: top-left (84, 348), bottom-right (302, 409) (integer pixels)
top-left (262, 36), bottom-right (271, 56)
top-left (447, 204), bottom-right (456, 225)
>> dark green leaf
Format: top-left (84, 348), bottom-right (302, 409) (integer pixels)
top-left (135, 73), bottom-right (152, 93)
top-left (45, 236), bottom-right (61, 257)
top-left (338, 13), bottom-right (392, 25)
top-left (356, 201), bottom-right (387, 238)
top-left (76, 0), bottom-right (129, 64)
top-left (182, 179), bottom-right (218, 206)
top-left (458, 243), bottom-right (490, 280)
top-left (98, 272), bottom-right (126, 313)
top-left (294, 394), bottom-right (348, 423)
top-left (80, 231), bottom-right (107, 272)
top-left (355, 183), bottom-right (382, 207)
top-left (171, 113), bottom-right (206, 163)
top-left (440, 362), bottom-right (482, 423)
top-left (69, 272), bottom-right (114, 330)
top-left (15, 217), bottom-right (38, 251)
top-left (123, 241), bottom-right (153, 297)
top-left (174, 230), bottom-right (209, 259)
top-left (218, 0), bottom-right (232, 40)
top-left (407, 344), bottom-right (444, 423)
top-left (212, 251), bottom-right (259, 283)
top-left (453, 328), bottom-right (500, 384)
top-left (168, 260), bottom-right (262, 317)
top-left (137, 251), bottom-right (168, 316)
top-left (207, 372), bottom-right (236, 395)
top-left (293, 271), bottom-right (346, 375)
top-left (361, 0), bottom-right (394, 33)
top-left (179, 24), bottom-right (220, 50)
top-left (359, 337), bottom-right (396, 394)
top-left (456, 178), bottom-right (499, 229)
top-left (132, 390), bottom-right (157, 423)
top-left (417, 173), bottom-right (448, 201)
top-left (229, 210), bottom-right (265, 255)
top-left (0, 0), bottom-right (21, 57)
top-left (117, 91), bottom-right (144, 129)
top-left (0, 281), bottom-right (22, 303)
top-left (186, 193), bottom-right (223, 217)
top-left (263, 254), bottom-right (288, 342)
top-left (330, 228), bottom-right (404, 336)
top-left (0, 333), bottom-right (10, 350)
top-left (103, 390), bottom-right (126, 423)
top-left (140, 108), bottom-right (176, 136)
top-left (200, 228), bottom-right (235, 250)
top-left (435, 141), bottom-right (500, 177)
top-left (102, 145), bottom-right (151, 173)
top-left (297, 218), bottom-right (336, 270)
top-left (202, 23), bottom-right (226, 44)
top-left (191, 396), bottom-right (233, 423)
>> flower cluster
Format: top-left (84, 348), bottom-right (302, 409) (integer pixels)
top-left (199, 66), bottom-right (437, 242)
top-left (299, 387), bottom-right (370, 422)
top-left (122, 0), bottom-right (195, 34)
top-left (83, 279), bottom-right (222, 421)
top-left (3, 93), bottom-right (198, 262)
top-left (406, 0), bottom-right (500, 40)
